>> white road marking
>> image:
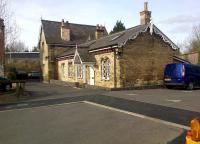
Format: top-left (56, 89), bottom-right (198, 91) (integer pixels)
top-left (17, 103), bottom-right (29, 107)
top-left (182, 91), bottom-right (192, 93)
top-left (84, 101), bottom-right (190, 130)
top-left (127, 94), bottom-right (138, 96)
top-left (0, 100), bottom-right (190, 130)
top-left (166, 99), bottom-right (182, 103)
top-left (0, 101), bottom-right (84, 113)
top-left (73, 87), bottom-right (82, 89)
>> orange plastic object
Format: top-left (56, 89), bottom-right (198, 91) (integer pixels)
top-left (186, 136), bottom-right (200, 144)
top-left (191, 118), bottom-right (200, 142)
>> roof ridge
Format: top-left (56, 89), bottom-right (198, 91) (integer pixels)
top-left (41, 19), bottom-right (98, 28)
top-left (94, 24), bottom-right (146, 41)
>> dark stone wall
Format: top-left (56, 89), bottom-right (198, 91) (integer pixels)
top-left (120, 32), bottom-right (174, 87)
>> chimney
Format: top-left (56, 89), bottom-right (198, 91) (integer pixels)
top-left (61, 19), bottom-right (70, 41)
top-left (140, 1), bottom-right (151, 25)
top-left (95, 24), bottom-right (104, 39)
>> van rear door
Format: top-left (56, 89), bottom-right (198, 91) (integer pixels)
top-left (164, 63), bottom-right (184, 83)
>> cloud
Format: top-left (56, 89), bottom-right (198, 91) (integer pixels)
top-left (159, 15), bottom-right (200, 24)
top-left (168, 24), bottom-right (193, 34)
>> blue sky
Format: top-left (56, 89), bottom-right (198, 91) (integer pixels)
top-left (11, 0), bottom-right (200, 51)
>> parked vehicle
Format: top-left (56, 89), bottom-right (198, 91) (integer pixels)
top-left (164, 63), bottom-right (200, 90)
top-left (28, 71), bottom-right (41, 80)
top-left (0, 76), bottom-right (12, 91)
top-left (16, 71), bottom-right (28, 80)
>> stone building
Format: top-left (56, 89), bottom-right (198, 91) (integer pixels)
top-left (5, 52), bottom-right (40, 72)
top-left (55, 2), bottom-right (180, 89)
top-left (179, 51), bottom-right (199, 64)
top-left (0, 18), bottom-right (5, 76)
top-left (39, 19), bottom-right (107, 82)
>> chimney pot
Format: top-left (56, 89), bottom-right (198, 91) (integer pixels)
top-left (61, 19), bottom-right (70, 41)
top-left (95, 24), bottom-right (104, 39)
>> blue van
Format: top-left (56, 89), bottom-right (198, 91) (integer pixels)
top-left (164, 63), bottom-right (200, 90)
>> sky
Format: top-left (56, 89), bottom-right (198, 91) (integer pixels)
top-left (10, 0), bottom-right (200, 51)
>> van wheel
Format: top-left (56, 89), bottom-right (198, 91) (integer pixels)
top-left (187, 82), bottom-right (194, 90)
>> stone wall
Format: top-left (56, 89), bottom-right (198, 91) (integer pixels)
top-left (49, 46), bottom-right (70, 80)
top-left (40, 29), bottom-right (49, 82)
top-left (58, 58), bottom-right (75, 82)
top-left (93, 51), bottom-right (115, 88)
top-left (5, 59), bottom-right (40, 72)
top-left (57, 58), bottom-right (85, 84)
top-left (120, 32), bottom-right (174, 87)
top-left (179, 52), bottom-right (199, 64)
top-left (40, 27), bottom-right (72, 82)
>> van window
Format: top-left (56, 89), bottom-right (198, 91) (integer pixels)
top-left (165, 64), bottom-right (183, 77)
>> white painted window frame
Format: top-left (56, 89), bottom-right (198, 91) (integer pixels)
top-left (101, 58), bottom-right (110, 80)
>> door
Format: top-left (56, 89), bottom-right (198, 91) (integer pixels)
top-left (90, 66), bottom-right (95, 85)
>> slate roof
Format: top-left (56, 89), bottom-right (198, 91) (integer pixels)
top-left (57, 47), bottom-right (95, 63)
top-left (5, 52), bottom-right (39, 59)
top-left (57, 23), bottom-right (179, 62)
top-left (58, 48), bottom-right (76, 58)
top-left (88, 24), bottom-right (179, 51)
top-left (89, 24), bottom-right (148, 51)
top-left (41, 20), bottom-right (108, 46)
top-left (77, 48), bottom-right (95, 63)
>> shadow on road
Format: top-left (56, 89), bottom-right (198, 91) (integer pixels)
top-left (167, 130), bottom-right (187, 144)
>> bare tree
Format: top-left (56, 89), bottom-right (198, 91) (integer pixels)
top-left (187, 24), bottom-right (200, 52)
top-left (7, 40), bottom-right (28, 52)
top-left (0, 0), bottom-right (19, 50)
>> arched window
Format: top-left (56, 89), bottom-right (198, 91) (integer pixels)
top-left (101, 58), bottom-right (110, 80)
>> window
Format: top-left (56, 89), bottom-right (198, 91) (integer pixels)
top-left (68, 62), bottom-right (73, 77)
top-left (61, 63), bottom-right (65, 77)
top-left (77, 65), bottom-right (83, 79)
top-left (101, 58), bottom-right (110, 80)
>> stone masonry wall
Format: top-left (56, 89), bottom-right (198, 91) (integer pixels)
top-left (40, 30), bottom-right (49, 82)
top-left (58, 58), bottom-right (85, 84)
top-left (120, 32), bottom-right (174, 87)
top-left (58, 59), bottom-right (75, 83)
top-left (93, 51), bottom-right (115, 88)
top-left (49, 47), bottom-right (70, 80)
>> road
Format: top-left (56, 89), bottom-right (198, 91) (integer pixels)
top-left (0, 82), bottom-right (199, 144)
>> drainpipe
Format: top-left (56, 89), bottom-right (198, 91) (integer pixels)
top-left (114, 50), bottom-right (117, 88)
